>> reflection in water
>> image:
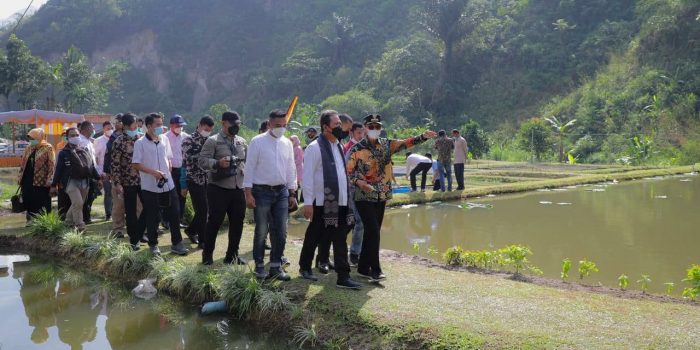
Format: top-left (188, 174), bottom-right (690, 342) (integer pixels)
top-left (288, 175), bottom-right (700, 293)
top-left (0, 255), bottom-right (283, 350)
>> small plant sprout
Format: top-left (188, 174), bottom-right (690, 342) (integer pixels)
top-left (503, 244), bottom-right (532, 276)
top-left (427, 246), bottom-right (439, 257)
top-left (637, 275), bottom-right (651, 294)
top-left (561, 258), bottom-right (571, 281)
top-left (664, 282), bottom-right (674, 295)
top-left (412, 242), bottom-right (420, 254)
top-left (682, 264), bottom-right (700, 301)
top-left (618, 274), bottom-right (629, 290)
top-left (578, 259), bottom-right (599, 280)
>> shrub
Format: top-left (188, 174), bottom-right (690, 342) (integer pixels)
top-left (618, 274), bottom-right (629, 290)
top-left (682, 264), bottom-right (700, 301)
top-left (637, 275), bottom-right (652, 294)
top-left (578, 259), bottom-right (599, 280)
top-left (443, 246), bottom-right (464, 266)
top-left (27, 210), bottom-right (67, 238)
top-left (501, 244), bottom-right (532, 275)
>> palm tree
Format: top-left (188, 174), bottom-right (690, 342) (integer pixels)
top-left (545, 116), bottom-right (576, 163)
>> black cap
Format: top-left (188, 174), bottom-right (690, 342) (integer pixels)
top-left (305, 127), bottom-right (318, 133)
top-left (363, 114), bottom-right (382, 125)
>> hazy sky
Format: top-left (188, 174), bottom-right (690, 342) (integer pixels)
top-left (0, 0), bottom-right (48, 22)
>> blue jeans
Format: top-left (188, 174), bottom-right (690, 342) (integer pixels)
top-left (349, 199), bottom-right (363, 256)
top-left (103, 179), bottom-right (113, 217)
top-left (252, 185), bottom-right (289, 268)
top-left (438, 161), bottom-right (452, 191)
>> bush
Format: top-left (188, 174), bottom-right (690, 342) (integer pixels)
top-left (443, 246), bottom-right (464, 266)
top-left (461, 120), bottom-right (490, 158)
top-left (517, 118), bottom-right (553, 161)
top-left (28, 210), bottom-right (67, 239)
top-left (682, 264), bottom-right (700, 301)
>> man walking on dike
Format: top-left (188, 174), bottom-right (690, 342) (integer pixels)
top-left (181, 116), bottom-right (214, 250)
top-left (132, 113), bottom-right (189, 256)
top-left (244, 109), bottom-right (298, 281)
top-left (198, 112), bottom-right (248, 265)
top-left (166, 115), bottom-right (189, 222)
top-left (434, 130), bottom-right (454, 192)
top-left (405, 152), bottom-right (433, 192)
top-left (94, 121), bottom-right (114, 221)
top-left (78, 121), bottom-right (99, 224)
top-left (452, 129), bottom-right (468, 190)
top-left (347, 115), bottom-right (436, 282)
top-left (52, 127), bottom-right (101, 232)
top-left (111, 113), bottom-right (147, 250)
top-left (344, 122), bottom-right (365, 267)
top-left (299, 110), bottom-right (362, 289)
top-left (104, 114), bottom-right (130, 238)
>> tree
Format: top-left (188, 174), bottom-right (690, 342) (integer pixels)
top-left (517, 118), bottom-right (553, 161)
top-left (15, 56), bottom-right (49, 109)
top-left (461, 119), bottom-right (490, 158)
top-left (545, 116), bottom-right (576, 162)
top-left (321, 89), bottom-right (380, 120)
top-left (316, 13), bottom-right (359, 69)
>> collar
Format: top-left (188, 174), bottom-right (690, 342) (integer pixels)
top-left (145, 133), bottom-right (161, 143)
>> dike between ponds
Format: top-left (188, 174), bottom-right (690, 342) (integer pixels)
top-left (1, 165), bottom-right (699, 349)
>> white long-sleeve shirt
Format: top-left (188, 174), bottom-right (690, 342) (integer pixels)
top-left (302, 139), bottom-right (347, 207)
top-left (93, 135), bottom-right (110, 175)
top-left (165, 130), bottom-right (187, 168)
top-left (405, 153), bottom-right (432, 176)
top-left (243, 132), bottom-right (297, 190)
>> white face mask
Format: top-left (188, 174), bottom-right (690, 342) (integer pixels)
top-left (270, 127), bottom-right (286, 138)
top-left (68, 136), bottom-right (81, 145)
top-left (367, 130), bottom-right (381, 140)
top-left (104, 129), bottom-right (113, 137)
top-left (199, 130), bottom-right (211, 137)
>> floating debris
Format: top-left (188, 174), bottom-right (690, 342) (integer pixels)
top-left (565, 185), bottom-right (578, 189)
top-left (539, 201), bottom-right (553, 205)
top-left (552, 188), bottom-right (568, 192)
top-left (557, 202), bottom-right (572, 205)
top-left (426, 201), bottom-right (442, 205)
top-left (680, 179), bottom-right (693, 182)
top-left (401, 204), bottom-right (419, 209)
top-left (654, 195), bottom-right (667, 199)
top-left (536, 189), bottom-right (551, 192)
top-left (458, 202), bottom-right (493, 209)
top-left (586, 188), bottom-right (606, 192)
top-left (408, 237), bottom-right (428, 244)
top-left (486, 194), bottom-right (496, 198)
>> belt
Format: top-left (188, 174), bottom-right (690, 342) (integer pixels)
top-left (253, 184), bottom-right (286, 191)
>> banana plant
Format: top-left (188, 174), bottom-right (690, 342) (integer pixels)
top-left (545, 116), bottom-right (576, 163)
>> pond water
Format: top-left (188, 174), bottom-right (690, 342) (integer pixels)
top-left (289, 174), bottom-right (700, 293)
top-left (0, 254), bottom-right (284, 349)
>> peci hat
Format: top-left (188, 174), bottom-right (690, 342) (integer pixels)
top-left (305, 127), bottom-right (318, 133)
top-left (363, 114), bottom-right (382, 126)
top-left (169, 115), bottom-right (187, 126)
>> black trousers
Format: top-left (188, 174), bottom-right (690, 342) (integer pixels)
top-left (82, 180), bottom-right (98, 222)
top-left (409, 162), bottom-right (432, 190)
top-left (57, 189), bottom-right (70, 220)
top-left (355, 201), bottom-right (386, 274)
top-left (22, 185), bottom-right (51, 220)
top-left (202, 185), bottom-right (245, 261)
top-left (171, 168), bottom-right (186, 220)
top-left (186, 181), bottom-right (208, 237)
top-left (141, 189), bottom-right (183, 246)
top-left (123, 185), bottom-right (146, 245)
top-left (299, 206), bottom-right (352, 281)
top-left (454, 163), bottom-right (465, 189)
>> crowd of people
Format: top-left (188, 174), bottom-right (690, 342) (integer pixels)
top-left (18, 109), bottom-right (470, 289)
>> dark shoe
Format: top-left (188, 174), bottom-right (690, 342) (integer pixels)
top-left (84, 218), bottom-right (93, 225)
top-left (357, 269), bottom-right (371, 278)
top-left (197, 243), bottom-right (204, 250)
top-left (299, 269), bottom-right (318, 281)
top-left (187, 234), bottom-right (199, 245)
top-left (110, 230), bottom-right (125, 239)
top-left (254, 266), bottom-right (267, 279)
top-left (266, 268), bottom-right (291, 281)
top-left (171, 242), bottom-right (189, 256)
top-left (369, 272), bottom-right (386, 282)
top-left (161, 221), bottom-right (170, 230)
top-left (157, 229), bottom-right (164, 236)
top-left (130, 244), bottom-right (140, 251)
top-left (202, 259), bottom-right (213, 266)
top-left (317, 263), bottom-right (330, 274)
top-left (337, 277), bottom-right (362, 290)
top-left (105, 215), bottom-right (111, 221)
top-left (328, 260), bottom-right (335, 270)
top-left (223, 256), bottom-right (247, 265)
top-left (149, 245), bottom-right (161, 256)
top-left (349, 254), bottom-right (359, 267)
top-left (281, 256), bottom-right (290, 267)
top-left (264, 242), bottom-right (272, 250)
top-left (140, 235), bottom-right (149, 243)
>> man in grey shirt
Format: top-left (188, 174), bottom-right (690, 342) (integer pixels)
top-left (452, 129), bottom-right (468, 190)
top-left (198, 111), bottom-right (248, 265)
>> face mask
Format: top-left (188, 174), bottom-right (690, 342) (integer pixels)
top-left (199, 130), bottom-right (211, 137)
top-left (91, 130), bottom-right (96, 137)
top-left (104, 130), bottom-right (113, 137)
top-left (137, 127), bottom-right (143, 134)
top-left (331, 126), bottom-right (344, 140)
top-left (126, 129), bottom-right (138, 137)
top-left (62, 136), bottom-right (67, 142)
top-left (228, 125), bottom-right (239, 136)
top-left (154, 127), bottom-right (164, 136)
top-left (367, 130), bottom-right (381, 140)
top-left (29, 140), bottom-right (39, 145)
top-left (68, 136), bottom-right (81, 145)
top-left (271, 127), bottom-right (286, 138)
top-left (341, 130), bottom-right (350, 140)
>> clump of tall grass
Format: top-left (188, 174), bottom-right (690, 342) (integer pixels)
top-left (257, 289), bottom-right (291, 316)
top-left (293, 323), bottom-right (318, 348)
top-left (27, 210), bottom-right (67, 239)
top-left (101, 243), bottom-right (153, 276)
top-left (217, 266), bottom-right (262, 319)
top-left (149, 258), bottom-right (184, 289)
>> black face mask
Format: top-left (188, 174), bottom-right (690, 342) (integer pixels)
top-left (228, 124), bottom-right (239, 136)
top-left (331, 126), bottom-right (344, 140)
top-left (340, 130), bottom-right (350, 140)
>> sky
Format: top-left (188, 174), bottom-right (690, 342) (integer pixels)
top-left (0, 0), bottom-right (48, 22)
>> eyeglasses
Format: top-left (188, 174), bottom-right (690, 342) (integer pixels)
top-left (367, 124), bottom-right (382, 131)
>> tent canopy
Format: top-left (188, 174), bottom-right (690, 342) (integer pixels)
top-left (0, 109), bottom-right (84, 124)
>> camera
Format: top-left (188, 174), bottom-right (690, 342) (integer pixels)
top-left (213, 155), bottom-right (243, 181)
top-left (157, 176), bottom-right (167, 188)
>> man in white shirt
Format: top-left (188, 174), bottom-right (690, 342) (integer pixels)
top-left (452, 129), bottom-right (468, 190)
top-left (244, 109), bottom-right (298, 281)
top-left (78, 121), bottom-right (98, 224)
top-left (132, 113), bottom-right (189, 256)
top-left (298, 110), bottom-right (361, 289)
top-left (165, 115), bottom-right (189, 220)
top-left (405, 152), bottom-right (434, 192)
top-left (94, 121), bottom-right (114, 220)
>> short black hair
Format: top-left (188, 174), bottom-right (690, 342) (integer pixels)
top-left (269, 109), bottom-right (286, 120)
top-left (122, 113), bottom-right (137, 126)
top-left (438, 130), bottom-right (446, 136)
top-left (199, 115), bottom-right (215, 127)
top-left (406, 152), bottom-right (412, 158)
top-left (145, 113), bottom-right (162, 126)
top-left (102, 121), bottom-right (112, 128)
top-left (259, 120), bottom-right (269, 132)
top-left (113, 113), bottom-right (123, 122)
top-left (425, 153), bottom-right (432, 159)
top-left (222, 111), bottom-right (240, 122)
top-left (78, 121), bottom-right (93, 131)
top-left (339, 113), bottom-right (352, 124)
top-left (320, 110), bottom-right (338, 128)
top-left (351, 122), bottom-right (363, 132)
top-left (66, 127), bottom-right (79, 136)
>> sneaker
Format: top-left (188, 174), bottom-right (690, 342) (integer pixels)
top-left (337, 277), bottom-right (362, 290)
top-left (223, 255), bottom-right (247, 265)
top-left (368, 272), bottom-right (386, 282)
top-left (349, 254), bottom-right (359, 267)
top-left (130, 244), bottom-right (140, 251)
top-left (266, 268), bottom-right (291, 281)
top-left (171, 242), bottom-right (189, 256)
top-left (254, 266), bottom-right (267, 279)
top-left (149, 245), bottom-right (161, 256)
top-left (299, 269), bottom-right (318, 281)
